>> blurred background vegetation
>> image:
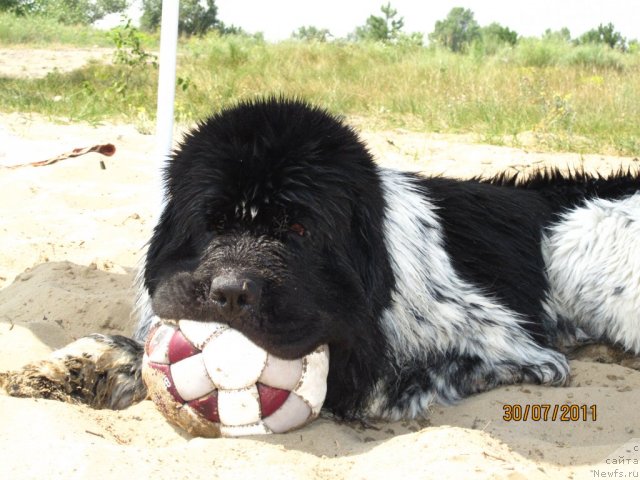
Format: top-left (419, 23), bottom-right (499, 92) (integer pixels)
top-left (0, 1), bottom-right (638, 155)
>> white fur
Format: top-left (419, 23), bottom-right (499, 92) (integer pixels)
top-left (543, 193), bottom-right (640, 353)
top-left (133, 257), bottom-right (159, 342)
top-left (371, 170), bottom-right (568, 418)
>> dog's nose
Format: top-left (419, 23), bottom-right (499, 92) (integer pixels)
top-left (209, 275), bottom-right (261, 318)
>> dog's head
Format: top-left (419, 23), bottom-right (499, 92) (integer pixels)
top-left (145, 98), bottom-right (393, 359)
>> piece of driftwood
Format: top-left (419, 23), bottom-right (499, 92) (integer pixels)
top-left (2, 143), bottom-right (115, 169)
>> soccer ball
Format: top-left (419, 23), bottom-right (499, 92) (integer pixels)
top-left (142, 319), bottom-right (329, 437)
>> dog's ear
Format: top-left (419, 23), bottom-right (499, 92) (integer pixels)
top-left (323, 189), bottom-right (393, 418)
top-left (144, 202), bottom-right (198, 296)
top-left (348, 188), bottom-right (394, 317)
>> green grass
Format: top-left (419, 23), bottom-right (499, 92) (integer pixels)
top-left (0, 16), bottom-right (639, 156)
top-left (0, 12), bottom-right (111, 46)
top-left (0, 12), bottom-right (158, 47)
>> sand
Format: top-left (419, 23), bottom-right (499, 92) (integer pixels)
top-left (1, 110), bottom-right (640, 479)
top-left (0, 47), bottom-right (113, 79)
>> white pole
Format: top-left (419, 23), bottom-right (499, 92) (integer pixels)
top-left (135, 1), bottom-right (180, 342)
top-left (154, 0), bottom-right (180, 210)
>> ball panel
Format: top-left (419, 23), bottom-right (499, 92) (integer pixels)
top-left (168, 329), bottom-right (199, 363)
top-left (143, 357), bottom-right (221, 437)
top-left (258, 354), bottom-right (303, 391)
top-left (145, 358), bottom-right (183, 403)
top-left (178, 319), bottom-right (228, 349)
top-left (179, 405), bottom-right (223, 438)
top-left (188, 391), bottom-right (220, 423)
top-left (294, 345), bottom-right (330, 415)
top-left (170, 353), bottom-right (216, 402)
top-left (202, 329), bottom-right (268, 390)
top-left (217, 386), bottom-right (261, 426)
top-left (220, 422), bottom-right (270, 437)
top-left (256, 383), bottom-right (290, 418)
top-left (263, 392), bottom-right (312, 434)
top-left (143, 323), bottom-right (161, 355)
top-left (146, 324), bottom-right (177, 364)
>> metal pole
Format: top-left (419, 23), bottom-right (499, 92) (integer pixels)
top-left (155, 0), bottom-right (180, 209)
top-left (135, 1), bottom-right (180, 342)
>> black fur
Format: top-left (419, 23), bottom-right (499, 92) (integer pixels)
top-left (424, 178), bottom-right (555, 343)
top-left (145, 98), bottom-right (395, 416)
top-left (482, 168), bottom-right (640, 210)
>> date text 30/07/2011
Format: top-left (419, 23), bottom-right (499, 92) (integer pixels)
top-left (502, 404), bottom-right (597, 421)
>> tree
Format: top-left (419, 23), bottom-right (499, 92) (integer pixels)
top-left (139, 0), bottom-right (161, 32)
top-left (354, 2), bottom-right (404, 42)
top-left (217, 21), bottom-right (246, 36)
top-left (577, 23), bottom-right (626, 50)
top-left (2, 0), bottom-right (128, 23)
top-left (292, 26), bottom-right (331, 42)
top-left (471, 22), bottom-right (517, 55)
top-left (429, 7), bottom-right (480, 52)
top-left (543, 27), bottom-right (572, 42)
top-left (481, 22), bottom-right (517, 46)
top-left (0, 0), bottom-right (23, 13)
top-left (141, 0), bottom-right (219, 36)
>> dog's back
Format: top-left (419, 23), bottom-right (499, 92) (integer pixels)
top-left (422, 169), bottom-right (640, 354)
top-left (483, 168), bottom-right (640, 208)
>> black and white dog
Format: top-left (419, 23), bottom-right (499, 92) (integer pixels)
top-left (3, 98), bottom-right (639, 420)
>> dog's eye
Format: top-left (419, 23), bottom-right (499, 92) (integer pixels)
top-left (289, 223), bottom-right (306, 237)
top-left (208, 215), bottom-right (227, 233)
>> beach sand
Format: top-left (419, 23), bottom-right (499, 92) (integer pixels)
top-left (1, 112), bottom-right (639, 480)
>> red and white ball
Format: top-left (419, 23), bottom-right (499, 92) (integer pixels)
top-left (142, 319), bottom-right (329, 437)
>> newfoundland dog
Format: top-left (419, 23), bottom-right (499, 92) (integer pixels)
top-left (4, 97), bottom-right (640, 420)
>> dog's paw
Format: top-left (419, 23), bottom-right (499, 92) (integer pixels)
top-left (0, 334), bottom-right (147, 410)
top-left (621, 357), bottom-right (640, 371)
top-left (0, 361), bottom-right (77, 403)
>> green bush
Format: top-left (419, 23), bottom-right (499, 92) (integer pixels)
top-left (512, 38), bottom-right (570, 67)
top-left (507, 38), bottom-right (629, 70)
top-left (2, 0), bottom-right (128, 25)
top-left (567, 43), bottom-right (626, 70)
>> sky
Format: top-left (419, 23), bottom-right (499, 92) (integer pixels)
top-left (214, 0), bottom-right (639, 42)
